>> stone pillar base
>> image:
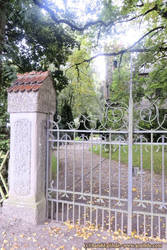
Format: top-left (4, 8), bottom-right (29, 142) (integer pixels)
top-left (2, 197), bottom-right (46, 225)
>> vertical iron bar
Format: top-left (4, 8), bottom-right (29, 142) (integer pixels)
top-left (62, 203), bottom-right (64, 222)
top-left (121, 213), bottom-right (123, 233)
top-left (127, 54), bottom-right (133, 236)
top-left (46, 119), bottom-right (50, 219)
top-left (118, 143), bottom-right (121, 201)
top-left (51, 201), bottom-right (53, 220)
top-left (166, 216), bottom-right (167, 239)
top-left (73, 131), bottom-right (76, 224)
top-left (109, 133), bottom-right (112, 231)
top-left (90, 131), bottom-right (93, 224)
top-left (96, 208), bottom-right (98, 228)
top-left (115, 211), bottom-right (117, 231)
top-left (162, 135), bottom-right (165, 205)
top-left (102, 209), bottom-right (104, 229)
top-left (79, 205), bottom-right (81, 224)
top-left (64, 134), bottom-right (67, 193)
top-left (144, 214), bottom-right (146, 235)
top-left (99, 141), bottom-right (102, 198)
top-left (56, 126), bottom-right (60, 221)
top-left (81, 136), bottom-right (84, 195)
top-left (137, 214), bottom-right (139, 235)
top-left (158, 216), bottom-right (160, 238)
top-left (67, 203), bottom-right (69, 221)
top-left (84, 206), bottom-right (86, 225)
top-left (151, 132), bottom-right (153, 237)
top-left (140, 135), bottom-right (143, 201)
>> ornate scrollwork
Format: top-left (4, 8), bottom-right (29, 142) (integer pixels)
top-left (111, 135), bottom-right (127, 153)
top-left (49, 99), bottom-right (167, 132)
top-left (136, 101), bottom-right (167, 131)
top-left (49, 100), bottom-right (128, 132)
top-left (133, 135), bottom-right (149, 152)
top-left (155, 135), bottom-right (167, 152)
top-left (60, 134), bottom-right (72, 144)
top-left (100, 101), bottom-right (128, 130)
top-left (48, 118), bottom-right (61, 130)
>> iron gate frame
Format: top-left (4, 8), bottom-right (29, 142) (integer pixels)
top-left (46, 104), bottom-right (167, 239)
top-left (46, 59), bottom-right (167, 239)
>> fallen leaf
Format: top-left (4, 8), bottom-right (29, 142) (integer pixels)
top-left (56, 246), bottom-right (64, 250)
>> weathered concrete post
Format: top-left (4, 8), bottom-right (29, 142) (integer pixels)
top-left (3, 71), bottom-right (56, 224)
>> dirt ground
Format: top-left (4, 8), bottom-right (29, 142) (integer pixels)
top-left (0, 208), bottom-right (167, 250)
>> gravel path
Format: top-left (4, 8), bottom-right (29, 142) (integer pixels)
top-left (0, 209), bottom-right (166, 250)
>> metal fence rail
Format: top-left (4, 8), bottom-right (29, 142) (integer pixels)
top-left (0, 151), bottom-right (9, 204)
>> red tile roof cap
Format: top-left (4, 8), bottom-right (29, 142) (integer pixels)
top-left (8, 71), bottom-right (50, 93)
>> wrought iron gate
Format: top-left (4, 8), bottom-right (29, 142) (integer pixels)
top-left (46, 97), bottom-right (167, 239)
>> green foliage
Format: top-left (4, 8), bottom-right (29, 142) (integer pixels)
top-left (0, 0), bottom-right (79, 152)
top-left (120, 0), bottom-right (167, 103)
top-left (111, 63), bottom-right (130, 103)
top-left (100, 0), bottom-right (120, 22)
top-left (59, 101), bottom-right (73, 129)
top-left (4, 0), bottom-right (78, 92)
top-left (137, 108), bottom-right (167, 143)
top-left (2, 0), bottom-right (167, 140)
top-left (51, 153), bottom-right (57, 180)
top-left (0, 63), bottom-right (16, 153)
top-left (58, 36), bottom-right (101, 118)
top-left (77, 113), bottom-right (91, 139)
top-left (121, 0), bottom-right (139, 14)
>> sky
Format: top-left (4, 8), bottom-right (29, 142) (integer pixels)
top-left (94, 27), bottom-right (143, 81)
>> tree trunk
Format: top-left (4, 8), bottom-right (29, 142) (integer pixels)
top-left (105, 55), bottom-right (113, 100)
top-left (0, 1), bottom-right (7, 87)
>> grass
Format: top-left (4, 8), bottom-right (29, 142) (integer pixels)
top-left (92, 144), bottom-right (167, 175)
top-left (51, 153), bottom-right (57, 179)
top-left (74, 136), bottom-right (82, 141)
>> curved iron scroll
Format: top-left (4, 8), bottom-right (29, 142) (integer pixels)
top-left (52, 101), bottom-right (128, 131)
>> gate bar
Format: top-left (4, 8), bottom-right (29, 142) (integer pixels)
top-left (127, 55), bottom-right (133, 236)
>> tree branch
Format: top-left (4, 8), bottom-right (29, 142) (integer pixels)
top-left (117, 5), bottom-right (158, 24)
top-left (127, 26), bottom-right (164, 51)
top-left (33, 0), bottom-right (115, 31)
top-left (66, 26), bottom-right (165, 71)
top-left (32, 0), bottom-right (159, 32)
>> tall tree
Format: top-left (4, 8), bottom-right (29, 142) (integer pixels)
top-left (0, 0), bottom-right (8, 86)
top-left (0, 0), bottom-right (78, 152)
top-left (58, 36), bottom-right (101, 119)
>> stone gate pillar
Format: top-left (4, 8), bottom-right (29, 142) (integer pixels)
top-left (3, 71), bottom-right (56, 224)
